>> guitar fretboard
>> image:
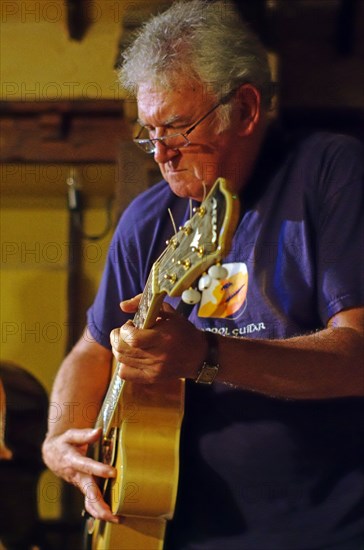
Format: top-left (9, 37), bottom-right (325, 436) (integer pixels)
top-left (132, 270), bottom-right (154, 329)
top-left (96, 273), bottom-right (157, 434)
top-left (97, 371), bottom-right (124, 433)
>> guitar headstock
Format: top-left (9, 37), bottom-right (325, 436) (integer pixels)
top-left (133, 178), bottom-right (239, 329)
top-left (154, 177), bottom-right (239, 297)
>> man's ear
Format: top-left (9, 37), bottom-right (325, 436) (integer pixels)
top-left (236, 84), bottom-right (261, 136)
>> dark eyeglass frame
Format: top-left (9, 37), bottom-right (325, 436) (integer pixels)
top-left (133, 88), bottom-right (237, 154)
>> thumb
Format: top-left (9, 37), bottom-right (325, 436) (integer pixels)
top-left (66, 427), bottom-right (102, 445)
top-left (120, 294), bottom-right (142, 313)
top-left (161, 301), bottom-right (176, 314)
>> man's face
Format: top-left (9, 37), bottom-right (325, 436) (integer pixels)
top-left (136, 82), bottom-right (243, 201)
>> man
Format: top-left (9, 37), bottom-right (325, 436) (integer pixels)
top-left (42, 1), bottom-right (364, 548)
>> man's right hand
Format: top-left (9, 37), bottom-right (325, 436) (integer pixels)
top-left (42, 427), bottom-right (121, 523)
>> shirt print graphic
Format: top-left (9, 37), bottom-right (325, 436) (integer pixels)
top-left (198, 262), bottom-right (248, 319)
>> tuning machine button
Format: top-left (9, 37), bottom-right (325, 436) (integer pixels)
top-left (181, 288), bottom-right (201, 304)
top-left (198, 274), bottom-right (212, 291)
top-left (208, 264), bottom-right (228, 280)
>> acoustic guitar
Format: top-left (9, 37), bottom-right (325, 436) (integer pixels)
top-left (84, 177), bottom-right (239, 549)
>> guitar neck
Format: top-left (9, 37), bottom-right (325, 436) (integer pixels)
top-left (133, 264), bottom-right (166, 330)
top-left (95, 271), bottom-right (165, 434)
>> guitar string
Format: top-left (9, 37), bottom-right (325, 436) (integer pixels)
top-left (168, 208), bottom-right (178, 236)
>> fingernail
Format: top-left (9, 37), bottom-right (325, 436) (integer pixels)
top-left (111, 516), bottom-right (120, 524)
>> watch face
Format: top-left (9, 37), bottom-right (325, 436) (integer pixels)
top-left (196, 365), bottom-right (219, 384)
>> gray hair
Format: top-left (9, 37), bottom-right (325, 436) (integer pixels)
top-left (119, 0), bottom-right (275, 127)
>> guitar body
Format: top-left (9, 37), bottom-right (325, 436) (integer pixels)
top-left (84, 178), bottom-right (239, 549)
top-left (113, 379), bottom-right (185, 518)
top-left (86, 516), bottom-right (166, 550)
top-left (85, 379), bottom-right (185, 549)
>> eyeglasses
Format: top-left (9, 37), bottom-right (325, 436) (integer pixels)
top-left (133, 89), bottom-right (236, 154)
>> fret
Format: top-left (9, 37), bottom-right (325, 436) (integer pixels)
top-left (133, 289), bottom-right (149, 329)
top-left (96, 274), bottom-right (156, 435)
top-left (133, 271), bottom-right (154, 329)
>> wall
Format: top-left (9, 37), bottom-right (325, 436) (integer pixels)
top-left (1, 0), bottom-right (126, 102)
top-left (0, 0), bottom-right (136, 526)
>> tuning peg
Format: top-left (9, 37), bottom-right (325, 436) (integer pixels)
top-left (208, 264), bottom-right (228, 280)
top-left (198, 273), bottom-right (212, 291)
top-left (181, 288), bottom-right (201, 304)
top-left (164, 273), bottom-right (177, 284)
top-left (179, 225), bottom-right (193, 235)
top-left (192, 206), bottom-right (206, 217)
top-left (191, 245), bottom-right (205, 257)
top-left (166, 237), bottom-right (179, 249)
top-left (177, 259), bottom-right (191, 269)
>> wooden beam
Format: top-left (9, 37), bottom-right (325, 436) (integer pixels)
top-left (0, 100), bottom-right (130, 163)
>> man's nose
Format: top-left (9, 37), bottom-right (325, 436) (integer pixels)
top-left (153, 140), bottom-right (180, 163)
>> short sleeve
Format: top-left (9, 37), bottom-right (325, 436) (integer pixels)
top-left (315, 136), bottom-right (364, 322)
top-left (87, 217), bottom-right (143, 349)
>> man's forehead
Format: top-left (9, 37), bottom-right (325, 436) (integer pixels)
top-left (137, 84), bottom-right (209, 124)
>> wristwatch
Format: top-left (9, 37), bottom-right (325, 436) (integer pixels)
top-left (195, 331), bottom-right (220, 384)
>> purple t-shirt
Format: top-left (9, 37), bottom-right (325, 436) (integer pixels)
top-left (88, 129), bottom-right (364, 549)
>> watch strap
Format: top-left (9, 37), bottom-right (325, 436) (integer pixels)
top-left (195, 331), bottom-right (220, 384)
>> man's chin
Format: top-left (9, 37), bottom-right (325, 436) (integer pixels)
top-left (166, 175), bottom-right (213, 202)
